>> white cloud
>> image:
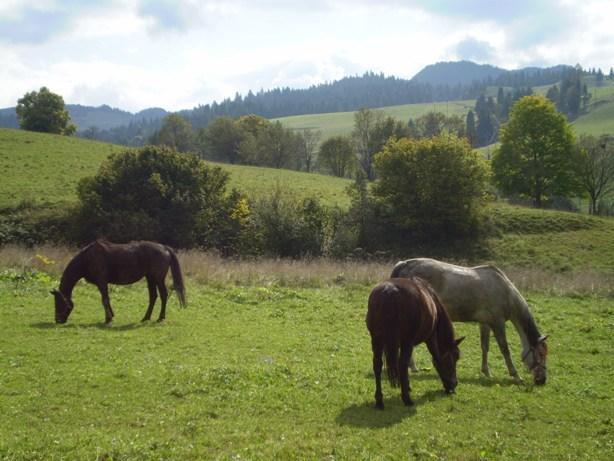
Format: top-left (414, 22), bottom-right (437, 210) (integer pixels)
top-left (1, 0), bottom-right (613, 112)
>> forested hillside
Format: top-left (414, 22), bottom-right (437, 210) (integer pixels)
top-left (0, 62), bottom-right (573, 146)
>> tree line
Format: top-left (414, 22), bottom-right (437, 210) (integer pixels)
top-left (7, 82), bottom-right (614, 256)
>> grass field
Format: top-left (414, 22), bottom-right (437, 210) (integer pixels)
top-left (0, 128), bottom-right (352, 210)
top-left (485, 203), bottom-right (614, 273)
top-left (0, 129), bottom-right (122, 208)
top-left (275, 82), bottom-right (614, 143)
top-left (273, 100), bottom-right (475, 141)
top-left (572, 84), bottom-right (614, 136)
top-left (0, 254), bottom-right (612, 460)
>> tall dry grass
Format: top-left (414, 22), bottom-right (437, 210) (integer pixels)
top-left (1, 245), bottom-right (612, 295)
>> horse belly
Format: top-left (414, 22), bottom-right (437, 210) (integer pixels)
top-left (107, 259), bottom-right (147, 284)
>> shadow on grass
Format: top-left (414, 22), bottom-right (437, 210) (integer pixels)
top-left (29, 321), bottom-right (161, 331)
top-left (336, 390), bottom-right (448, 428)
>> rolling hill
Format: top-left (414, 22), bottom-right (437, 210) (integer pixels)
top-left (411, 61), bottom-right (505, 85)
top-left (0, 128), bottom-right (351, 210)
top-left (275, 80), bottom-right (614, 141)
top-left (2, 127), bottom-right (614, 273)
top-left (274, 100), bottom-right (475, 140)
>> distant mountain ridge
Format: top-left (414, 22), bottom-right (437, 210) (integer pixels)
top-left (0, 104), bottom-right (168, 132)
top-left (411, 61), bottom-right (506, 86)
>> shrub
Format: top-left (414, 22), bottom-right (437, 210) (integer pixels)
top-left (250, 187), bottom-right (329, 258)
top-left (372, 136), bottom-right (490, 243)
top-left (75, 145), bottom-right (235, 248)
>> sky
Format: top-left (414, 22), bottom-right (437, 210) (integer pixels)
top-left (1, 0), bottom-right (613, 113)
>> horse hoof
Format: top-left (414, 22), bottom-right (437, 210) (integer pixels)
top-left (141, 317), bottom-right (150, 322)
top-left (375, 402), bottom-right (384, 410)
top-left (513, 375), bottom-right (524, 384)
top-left (156, 318), bottom-right (165, 323)
top-left (402, 397), bottom-right (414, 407)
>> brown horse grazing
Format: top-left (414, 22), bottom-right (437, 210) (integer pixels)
top-left (366, 277), bottom-right (464, 409)
top-left (51, 240), bottom-right (187, 324)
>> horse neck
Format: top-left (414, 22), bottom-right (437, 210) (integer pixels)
top-left (434, 302), bottom-right (456, 353)
top-left (509, 296), bottom-right (542, 355)
top-left (59, 253), bottom-right (84, 299)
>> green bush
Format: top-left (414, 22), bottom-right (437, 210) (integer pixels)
top-left (372, 135), bottom-right (490, 243)
top-left (250, 188), bottom-right (329, 258)
top-left (0, 203), bottom-right (74, 247)
top-left (75, 145), bottom-right (236, 248)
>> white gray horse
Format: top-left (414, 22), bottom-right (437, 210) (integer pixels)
top-left (391, 258), bottom-right (548, 385)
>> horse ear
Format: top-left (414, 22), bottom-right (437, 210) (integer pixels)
top-left (539, 335), bottom-right (549, 342)
top-left (455, 336), bottom-right (466, 346)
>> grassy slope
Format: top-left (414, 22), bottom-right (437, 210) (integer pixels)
top-left (274, 100), bottom-right (475, 140)
top-left (275, 82), bottom-right (614, 143)
top-left (0, 129), bottom-right (121, 208)
top-left (0, 128), bottom-right (352, 209)
top-left (572, 84), bottom-right (614, 136)
top-left (486, 203), bottom-right (614, 273)
top-left (4, 127), bottom-right (614, 272)
top-left (0, 273), bottom-right (612, 460)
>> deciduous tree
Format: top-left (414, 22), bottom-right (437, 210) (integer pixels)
top-left (318, 136), bottom-right (355, 177)
top-left (150, 114), bottom-right (194, 153)
top-left (16, 87), bottom-right (76, 135)
top-left (372, 136), bottom-right (489, 241)
top-left (198, 116), bottom-right (244, 163)
top-left (492, 95), bottom-right (578, 207)
top-left (575, 134), bottom-right (614, 215)
top-left (296, 128), bottom-right (321, 172)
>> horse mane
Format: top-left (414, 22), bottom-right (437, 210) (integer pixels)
top-left (414, 278), bottom-right (456, 351)
top-left (59, 243), bottom-right (93, 294)
top-left (485, 265), bottom-right (542, 346)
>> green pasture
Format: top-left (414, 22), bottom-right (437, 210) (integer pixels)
top-left (0, 270), bottom-right (612, 460)
top-left (275, 82), bottom-right (614, 143)
top-left (0, 128), bottom-right (351, 210)
top-left (274, 100), bottom-right (475, 141)
top-left (485, 203), bottom-right (614, 273)
top-left (0, 129), bottom-right (121, 208)
top-left (211, 162), bottom-right (351, 208)
top-left (572, 91), bottom-right (614, 136)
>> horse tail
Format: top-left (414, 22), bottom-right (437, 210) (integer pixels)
top-left (381, 284), bottom-right (401, 387)
top-left (167, 247), bottom-right (187, 308)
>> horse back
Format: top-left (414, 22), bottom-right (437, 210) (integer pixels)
top-left (84, 240), bottom-right (171, 284)
top-left (392, 258), bottom-right (523, 322)
top-left (367, 278), bottom-right (438, 346)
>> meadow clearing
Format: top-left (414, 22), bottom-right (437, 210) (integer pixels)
top-left (0, 248), bottom-right (612, 460)
top-left (1, 79), bottom-right (614, 459)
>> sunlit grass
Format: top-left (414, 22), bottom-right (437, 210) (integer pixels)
top-left (0, 266), bottom-right (612, 460)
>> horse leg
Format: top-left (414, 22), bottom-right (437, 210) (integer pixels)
top-left (98, 283), bottom-right (114, 324)
top-left (480, 323), bottom-right (493, 377)
top-left (400, 344), bottom-right (414, 406)
top-left (409, 349), bottom-right (419, 373)
top-left (156, 283), bottom-right (168, 322)
top-left (371, 337), bottom-right (384, 409)
top-left (492, 323), bottom-right (523, 383)
top-left (141, 277), bottom-right (158, 322)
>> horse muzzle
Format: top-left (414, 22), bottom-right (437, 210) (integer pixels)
top-left (532, 366), bottom-right (547, 385)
